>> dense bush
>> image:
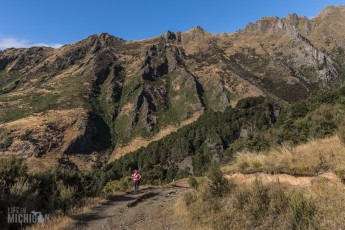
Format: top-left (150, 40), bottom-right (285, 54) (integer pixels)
top-left (93, 97), bottom-right (279, 188)
top-left (274, 86), bottom-right (345, 142)
top-left (101, 176), bottom-right (131, 193)
top-left (207, 164), bottom-right (230, 197)
top-left (188, 177), bottom-right (198, 190)
top-left (0, 158), bottom-right (97, 229)
top-left (0, 157), bottom-right (27, 185)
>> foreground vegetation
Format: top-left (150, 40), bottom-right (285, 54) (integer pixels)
top-left (177, 164), bottom-right (345, 229)
top-left (225, 136), bottom-right (345, 178)
top-left (177, 135), bottom-right (345, 230)
top-left (3, 83), bottom-right (345, 228)
top-left (0, 158), bottom-right (100, 229)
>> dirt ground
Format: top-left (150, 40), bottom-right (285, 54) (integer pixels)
top-left (27, 170), bottom-right (345, 230)
top-left (69, 181), bottom-right (190, 230)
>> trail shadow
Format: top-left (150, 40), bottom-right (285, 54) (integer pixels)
top-left (71, 194), bottom-right (135, 224)
top-left (140, 186), bottom-right (156, 191)
top-left (123, 186), bottom-right (156, 194)
top-left (127, 192), bottom-right (158, 208)
top-left (105, 194), bottom-right (135, 202)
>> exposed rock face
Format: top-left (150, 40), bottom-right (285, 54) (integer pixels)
top-left (1, 6), bottom-right (345, 169)
top-left (0, 109), bottom-right (87, 157)
top-left (62, 115), bottom-right (97, 155)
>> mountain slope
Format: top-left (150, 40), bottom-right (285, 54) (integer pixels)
top-left (1, 6), bottom-right (345, 170)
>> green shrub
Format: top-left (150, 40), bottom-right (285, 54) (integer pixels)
top-left (252, 160), bottom-right (263, 169)
top-left (0, 128), bottom-right (14, 150)
top-left (0, 157), bottom-right (28, 185)
top-left (188, 177), bottom-right (198, 190)
top-left (289, 193), bottom-right (316, 230)
top-left (207, 164), bottom-right (230, 197)
top-left (183, 191), bottom-right (197, 206)
top-left (268, 183), bottom-right (289, 215)
top-left (102, 176), bottom-right (130, 193)
top-left (246, 179), bottom-right (270, 223)
top-left (57, 182), bottom-right (78, 213)
top-left (338, 122), bottom-right (345, 145)
top-left (236, 96), bottom-right (266, 109)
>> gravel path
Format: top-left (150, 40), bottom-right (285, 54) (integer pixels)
top-left (70, 183), bottom-right (189, 230)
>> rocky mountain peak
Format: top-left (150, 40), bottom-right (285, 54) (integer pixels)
top-left (317, 5), bottom-right (345, 19)
top-left (186, 26), bottom-right (209, 36)
top-left (284, 13), bottom-right (299, 26)
top-left (89, 33), bottom-right (125, 46)
top-left (181, 26), bottom-right (215, 55)
top-left (243, 16), bottom-right (282, 34)
top-left (242, 13), bottom-right (312, 38)
top-left (162, 31), bottom-right (181, 43)
top-left (191, 25), bottom-right (205, 31)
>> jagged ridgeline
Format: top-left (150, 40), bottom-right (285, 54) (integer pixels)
top-left (0, 6), bottom-right (345, 170)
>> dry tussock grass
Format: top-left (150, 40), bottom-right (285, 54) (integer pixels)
top-left (175, 178), bottom-right (213, 229)
top-left (224, 136), bottom-right (345, 175)
top-left (26, 214), bottom-right (74, 230)
top-left (26, 196), bottom-right (107, 230)
top-left (309, 181), bottom-right (345, 229)
top-left (177, 177), bottom-right (345, 229)
top-left (176, 136), bottom-right (345, 229)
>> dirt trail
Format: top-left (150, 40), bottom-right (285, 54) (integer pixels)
top-left (62, 172), bottom-right (342, 230)
top-left (225, 172), bottom-right (342, 187)
top-left (69, 182), bottom-right (189, 230)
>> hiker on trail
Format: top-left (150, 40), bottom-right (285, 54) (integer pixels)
top-left (131, 170), bottom-right (142, 194)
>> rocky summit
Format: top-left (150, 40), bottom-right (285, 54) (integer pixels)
top-left (1, 6), bottom-right (345, 171)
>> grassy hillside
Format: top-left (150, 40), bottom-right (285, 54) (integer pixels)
top-left (177, 136), bottom-right (345, 229)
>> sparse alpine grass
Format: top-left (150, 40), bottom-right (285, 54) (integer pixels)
top-left (178, 174), bottom-right (345, 229)
top-left (224, 136), bottom-right (345, 176)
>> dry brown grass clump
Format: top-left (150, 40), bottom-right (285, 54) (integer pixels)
top-left (177, 177), bottom-right (345, 230)
top-left (26, 214), bottom-right (74, 230)
top-left (177, 137), bottom-right (345, 229)
top-left (26, 196), bottom-right (107, 230)
top-left (224, 136), bottom-right (345, 176)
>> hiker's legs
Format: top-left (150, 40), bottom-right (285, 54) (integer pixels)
top-left (132, 181), bottom-right (135, 192)
top-left (134, 181), bottom-right (139, 194)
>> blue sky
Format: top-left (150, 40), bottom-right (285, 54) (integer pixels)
top-left (0, 0), bottom-right (344, 49)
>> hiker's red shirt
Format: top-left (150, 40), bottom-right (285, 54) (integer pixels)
top-left (131, 172), bottom-right (141, 181)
